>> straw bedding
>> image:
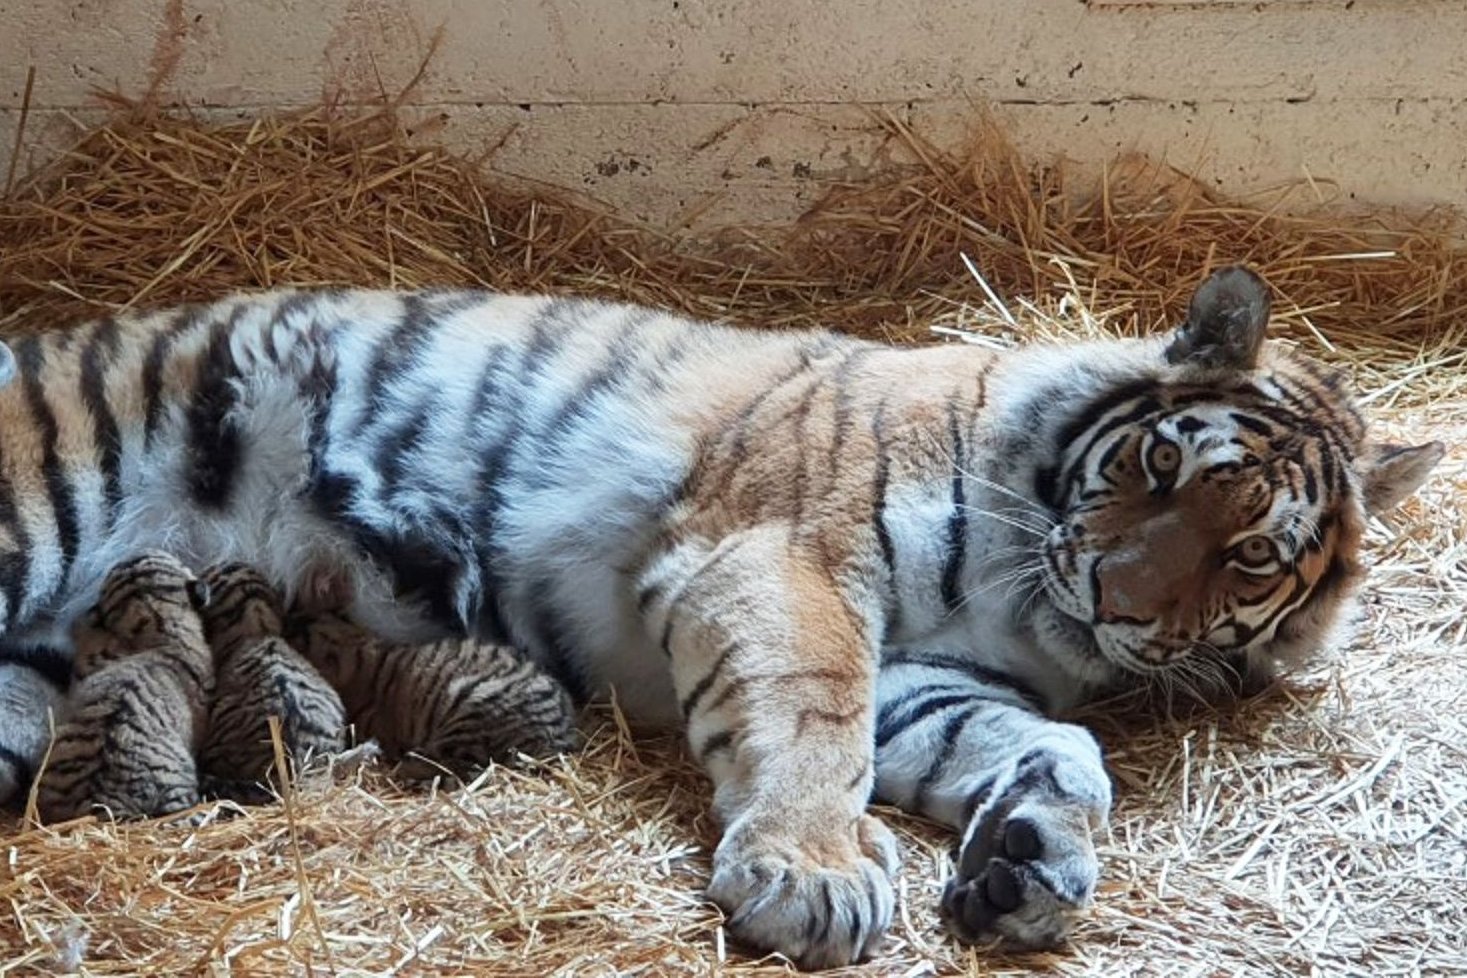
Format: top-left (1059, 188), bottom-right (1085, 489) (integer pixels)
top-left (0, 101), bottom-right (1463, 977)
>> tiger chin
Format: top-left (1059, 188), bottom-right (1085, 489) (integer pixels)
top-left (0, 266), bottom-right (1443, 969)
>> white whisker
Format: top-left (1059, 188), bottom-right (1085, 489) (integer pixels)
top-left (953, 505), bottom-right (1051, 538)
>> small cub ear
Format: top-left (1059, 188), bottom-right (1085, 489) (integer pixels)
top-left (1165, 265), bottom-right (1272, 370)
top-left (1360, 440), bottom-right (1446, 513)
top-left (186, 578), bottom-right (213, 610)
top-left (0, 341), bottom-right (16, 388)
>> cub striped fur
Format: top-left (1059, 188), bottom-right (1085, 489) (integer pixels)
top-left (34, 552), bottom-right (212, 822)
top-left (287, 584), bottom-right (577, 776)
top-left (197, 562), bottom-right (348, 787)
top-left (0, 268), bottom-right (1443, 966)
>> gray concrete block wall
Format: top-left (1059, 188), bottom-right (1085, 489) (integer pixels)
top-left (3, 0), bottom-right (1463, 228)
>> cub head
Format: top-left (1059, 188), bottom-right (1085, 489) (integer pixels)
top-left (76, 550), bottom-right (211, 665)
top-left (1039, 266), bottom-right (1444, 684)
top-left (197, 561), bottom-right (286, 649)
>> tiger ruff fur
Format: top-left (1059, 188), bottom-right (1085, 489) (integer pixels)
top-left (196, 561), bottom-right (348, 789)
top-left (286, 590), bottom-right (579, 777)
top-left (0, 267), bottom-right (1443, 966)
top-left (34, 552), bottom-right (212, 822)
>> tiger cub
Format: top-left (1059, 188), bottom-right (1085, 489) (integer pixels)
top-left (197, 562), bottom-right (348, 787)
top-left (35, 552), bottom-right (212, 822)
top-left (287, 582), bottom-right (578, 777)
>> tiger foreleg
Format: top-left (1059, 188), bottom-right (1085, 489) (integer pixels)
top-left (642, 526), bottom-right (898, 968)
top-left (873, 648), bottom-right (1112, 949)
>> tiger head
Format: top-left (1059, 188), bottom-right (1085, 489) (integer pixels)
top-left (1037, 266), bottom-right (1444, 684)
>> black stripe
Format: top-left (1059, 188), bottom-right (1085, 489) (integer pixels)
top-left (875, 688), bottom-right (972, 748)
top-left (1230, 412), bottom-right (1273, 437)
top-left (825, 349), bottom-right (870, 482)
top-left (914, 705), bottom-right (979, 808)
top-left (301, 336), bottom-right (340, 476)
top-left (871, 403), bottom-right (896, 576)
top-left (1033, 464), bottom-right (1061, 511)
top-left (679, 640), bottom-right (738, 719)
top-left (635, 582), bottom-right (661, 614)
top-left (536, 312), bottom-right (641, 447)
top-left (713, 337), bottom-right (839, 483)
top-left (1093, 436), bottom-right (1128, 484)
top-left (379, 400), bottom-right (436, 496)
top-left (143, 307), bottom-right (203, 445)
top-left (961, 772), bottom-right (1001, 822)
top-left (0, 438), bottom-right (33, 623)
top-left (1052, 380), bottom-right (1158, 458)
top-left (79, 317), bottom-right (124, 515)
top-left (1058, 393), bottom-right (1167, 497)
top-left (14, 336), bottom-right (81, 592)
top-left (185, 314), bottom-right (245, 509)
top-left (1011, 747), bottom-right (1064, 797)
top-left (0, 643), bottom-right (72, 688)
top-left (353, 294), bottom-right (440, 438)
top-left (529, 583), bottom-right (589, 704)
top-left (467, 307), bottom-right (570, 644)
top-left (697, 729), bottom-right (735, 763)
top-left (870, 399), bottom-right (900, 639)
top-left (0, 743), bottom-right (35, 790)
top-left (941, 399), bottom-right (968, 611)
top-left (881, 649), bottom-right (1046, 710)
top-left (787, 374), bottom-right (823, 526)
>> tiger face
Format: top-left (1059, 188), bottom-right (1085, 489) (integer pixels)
top-left (1039, 267), bottom-right (1443, 675)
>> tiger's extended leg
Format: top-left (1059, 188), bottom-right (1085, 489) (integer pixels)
top-left (873, 648), bottom-right (1112, 948)
top-left (641, 525), bottom-right (899, 969)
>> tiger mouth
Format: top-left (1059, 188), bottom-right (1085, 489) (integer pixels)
top-left (1033, 565), bottom-right (1184, 674)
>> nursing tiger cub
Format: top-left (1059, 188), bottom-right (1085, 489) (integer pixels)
top-left (34, 552), bottom-right (212, 822)
top-left (0, 267), bottom-right (1442, 966)
top-left (197, 561), bottom-right (348, 789)
top-left (286, 579), bottom-right (578, 776)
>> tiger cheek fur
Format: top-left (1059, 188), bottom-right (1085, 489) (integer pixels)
top-left (0, 269), bottom-right (1443, 967)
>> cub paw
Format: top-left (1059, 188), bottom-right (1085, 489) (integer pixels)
top-left (942, 744), bottom-right (1110, 949)
top-left (709, 813), bottom-right (900, 969)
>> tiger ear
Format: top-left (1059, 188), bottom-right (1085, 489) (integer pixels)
top-left (0, 341), bottom-right (15, 388)
top-left (1359, 440), bottom-right (1446, 513)
top-left (1165, 265), bottom-right (1272, 370)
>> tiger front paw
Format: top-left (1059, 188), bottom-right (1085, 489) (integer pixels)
top-left (941, 741), bottom-right (1111, 949)
top-left (708, 812), bottom-right (900, 969)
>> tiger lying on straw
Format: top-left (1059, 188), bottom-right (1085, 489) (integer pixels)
top-left (0, 267), bottom-right (1442, 966)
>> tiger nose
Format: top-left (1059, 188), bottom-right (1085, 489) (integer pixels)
top-left (1093, 552), bottom-right (1170, 624)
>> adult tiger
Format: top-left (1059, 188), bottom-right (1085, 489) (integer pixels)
top-left (0, 266), bottom-right (1442, 966)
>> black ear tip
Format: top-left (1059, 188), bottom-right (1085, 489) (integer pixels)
top-left (1191, 264), bottom-right (1272, 310)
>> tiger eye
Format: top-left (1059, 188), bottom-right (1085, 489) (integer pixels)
top-left (1236, 534), bottom-right (1277, 567)
top-left (1148, 440), bottom-right (1182, 475)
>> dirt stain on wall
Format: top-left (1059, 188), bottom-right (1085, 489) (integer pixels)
top-left (144, 0), bottom-right (188, 103)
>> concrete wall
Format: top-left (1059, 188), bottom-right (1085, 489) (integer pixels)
top-left (4, 0), bottom-right (1464, 230)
